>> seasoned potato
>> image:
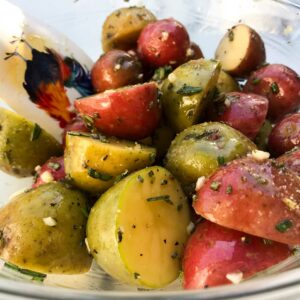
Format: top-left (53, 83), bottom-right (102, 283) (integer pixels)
top-left (87, 166), bottom-right (191, 288)
top-left (164, 122), bottom-right (256, 194)
top-left (216, 70), bottom-right (240, 94)
top-left (161, 59), bottom-right (221, 133)
top-left (0, 182), bottom-right (92, 274)
top-left (0, 108), bottom-right (62, 177)
top-left (215, 24), bottom-right (266, 76)
top-left (64, 132), bottom-right (156, 194)
top-left (102, 6), bottom-right (156, 52)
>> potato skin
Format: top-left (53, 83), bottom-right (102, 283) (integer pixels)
top-left (185, 42), bottom-right (204, 62)
top-left (194, 157), bottom-right (300, 245)
top-left (268, 113), bottom-right (300, 157)
top-left (211, 92), bottom-right (269, 139)
top-left (276, 147), bottom-right (300, 176)
top-left (164, 122), bottom-right (256, 195)
top-left (183, 221), bottom-right (291, 289)
top-left (0, 182), bottom-right (92, 274)
top-left (91, 50), bottom-right (143, 93)
top-left (0, 108), bottom-right (62, 177)
top-left (137, 18), bottom-right (190, 68)
top-left (102, 6), bottom-right (156, 52)
top-left (243, 64), bottom-right (300, 121)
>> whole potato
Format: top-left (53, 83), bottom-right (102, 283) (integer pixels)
top-left (0, 182), bottom-right (92, 274)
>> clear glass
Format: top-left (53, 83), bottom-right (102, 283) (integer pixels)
top-left (0, 0), bottom-right (300, 298)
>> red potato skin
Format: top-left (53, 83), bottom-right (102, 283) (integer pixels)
top-left (74, 82), bottom-right (161, 140)
top-left (276, 148), bottom-right (300, 176)
top-left (62, 117), bottom-right (89, 146)
top-left (32, 156), bottom-right (65, 188)
top-left (183, 221), bottom-right (291, 289)
top-left (268, 113), bottom-right (300, 157)
top-left (137, 18), bottom-right (190, 68)
top-left (193, 157), bottom-right (300, 245)
top-left (185, 42), bottom-right (204, 61)
top-left (212, 92), bottom-right (268, 139)
top-left (91, 50), bottom-right (143, 93)
top-left (243, 64), bottom-right (300, 121)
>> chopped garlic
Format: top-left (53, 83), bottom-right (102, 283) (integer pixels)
top-left (195, 176), bottom-right (206, 192)
top-left (114, 63), bottom-right (121, 71)
top-left (34, 165), bottom-right (41, 172)
top-left (224, 98), bottom-right (231, 107)
top-left (186, 222), bottom-right (195, 234)
top-left (168, 73), bottom-right (177, 83)
top-left (250, 150), bottom-right (270, 161)
top-left (40, 171), bottom-right (54, 183)
top-left (43, 217), bottom-right (57, 227)
top-left (186, 47), bottom-right (194, 57)
top-left (161, 31), bottom-right (169, 41)
top-left (226, 271), bottom-right (243, 284)
top-left (282, 198), bottom-right (299, 211)
top-left (85, 238), bottom-right (91, 254)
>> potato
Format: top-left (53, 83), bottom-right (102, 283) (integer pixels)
top-left (0, 108), bottom-right (62, 177)
top-left (62, 116), bottom-right (88, 146)
top-left (185, 42), bottom-right (204, 62)
top-left (137, 18), bottom-right (190, 68)
top-left (102, 6), bottom-right (156, 52)
top-left (268, 113), bottom-right (300, 156)
top-left (91, 50), bottom-right (143, 93)
top-left (87, 166), bottom-right (190, 288)
top-left (161, 59), bottom-right (221, 133)
top-left (211, 92), bottom-right (269, 139)
top-left (64, 132), bottom-right (156, 194)
top-left (216, 70), bottom-right (240, 94)
top-left (75, 82), bottom-right (161, 140)
top-left (276, 147), bottom-right (300, 176)
top-left (243, 64), bottom-right (300, 121)
top-left (0, 182), bottom-right (92, 274)
top-left (164, 122), bottom-right (256, 195)
top-left (183, 221), bottom-right (291, 289)
top-left (215, 24), bottom-right (266, 76)
top-left (193, 157), bottom-right (300, 245)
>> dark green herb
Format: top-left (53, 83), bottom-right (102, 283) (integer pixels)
top-left (183, 129), bottom-right (219, 141)
top-left (226, 185), bottom-right (233, 194)
top-left (30, 123), bottom-right (41, 141)
top-left (152, 65), bottom-right (172, 81)
top-left (275, 219), bottom-right (293, 233)
top-left (210, 181), bottom-right (221, 191)
top-left (160, 179), bottom-right (168, 185)
top-left (114, 170), bottom-right (129, 184)
top-left (87, 168), bottom-right (113, 181)
top-left (217, 156), bottom-right (225, 166)
top-left (270, 82), bottom-right (279, 94)
top-left (133, 272), bottom-right (140, 279)
top-left (47, 162), bottom-right (61, 171)
top-left (263, 238), bottom-right (273, 245)
top-left (80, 207), bottom-right (89, 218)
top-left (117, 228), bottom-right (123, 243)
top-left (252, 77), bottom-right (261, 85)
top-left (146, 195), bottom-right (173, 205)
top-left (148, 170), bottom-right (154, 177)
top-left (176, 84), bottom-right (202, 96)
top-left (82, 115), bottom-right (95, 131)
top-left (137, 175), bottom-right (144, 183)
top-left (4, 262), bottom-right (46, 282)
top-left (228, 29), bottom-right (234, 41)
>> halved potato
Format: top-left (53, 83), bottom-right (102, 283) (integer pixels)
top-left (102, 6), bottom-right (156, 52)
top-left (215, 24), bottom-right (266, 76)
top-left (87, 166), bottom-right (191, 288)
top-left (216, 70), bottom-right (240, 94)
top-left (64, 133), bottom-right (156, 194)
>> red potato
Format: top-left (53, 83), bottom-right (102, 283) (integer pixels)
top-left (183, 221), bottom-right (291, 289)
top-left (32, 156), bottom-right (65, 188)
top-left (268, 113), bottom-right (300, 156)
top-left (62, 116), bottom-right (89, 146)
top-left (137, 18), bottom-right (190, 68)
top-left (243, 64), bottom-right (300, 121)
top-left (193, 157), bottom-right (300, 245)
top-left (215, 24), bottom-right (266, 76)
top-left (185, 42), bottom-right (204, 61)
top-left (91, 50), bottom-right (143, 93)
top-left (74, 82), bottom-right (161, 140)
top-left (211, 92), bottom-right (268, 139)
top-left (276, 147), bottom-right (300, 176)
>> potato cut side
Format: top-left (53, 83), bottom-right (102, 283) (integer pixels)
top-left (87, 166), bottom-right (191, 288)
top-left (215, 24), bottom-right (265, 76)
top-left (64, 133), bottom-right (156, 194)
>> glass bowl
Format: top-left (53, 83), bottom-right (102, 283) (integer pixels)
top-left (0, 0), bottom-right (300, 298)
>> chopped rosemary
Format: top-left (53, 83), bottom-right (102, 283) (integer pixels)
top-left (217, 156), bottom-right (225, 166)
top-left (47, 162), bottom-right (61, 171)
top-left (30, 123), bottom-right (41, 141)
top-left (176, 84), bottom-right (202, 95)
top-left (146, 195), bottom-right (174, 205)
top-left (114, 170), bottom-right (129, 184)
top-left (87, 168), bottom-right (113, 181)
top-left (226, 185), bottom-right (233, 194)
top-left (152, 65), bottom-right (172, 81)
top-left (252, 77), bottom-right (261, 85)
top-left (210, 181), bottom-right (221, 191)
top-left (270, 82), bottom-right (279, 94)
top-left (275, 219), bottom-right (293, 233)
top-left (117, 228), bottom-right (123, 243)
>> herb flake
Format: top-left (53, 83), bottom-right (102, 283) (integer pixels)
top-left (217, 156), bottom-right (225, 166)
top-left (146, 195), bottom-right (173, 205)
top-left (270, 82), bottom-right (279, 94)
top-left (176, 84), bottom-right (202, 96)
top-left (275, 219), bottom-right (293, 233)
top-left (210, 181), bottom-right (221, 191)
top-left (87, 168), bottom-right (113, 181)
top-left (47, 162), bottom-right (61, 171)
top-left (30, 123), bottom-right (41, 141)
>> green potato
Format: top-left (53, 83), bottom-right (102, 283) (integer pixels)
top-left (0, 182), bottom-right (92, 274)
top-left (161, 59), bottom-right (221, 133)
top-left (87, 166), bottom-right (191, 288)
top-left (164, 122), bottom-right (256, 194)
top-left (64, 132), bottom-right (156, 194)
top-left (0, 108), bottom-right (62, 177)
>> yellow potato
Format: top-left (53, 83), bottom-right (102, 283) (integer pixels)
top-left (87, 166), bottom-right (191, 288)
top-left (102, 6), bottom-right (156, 52)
